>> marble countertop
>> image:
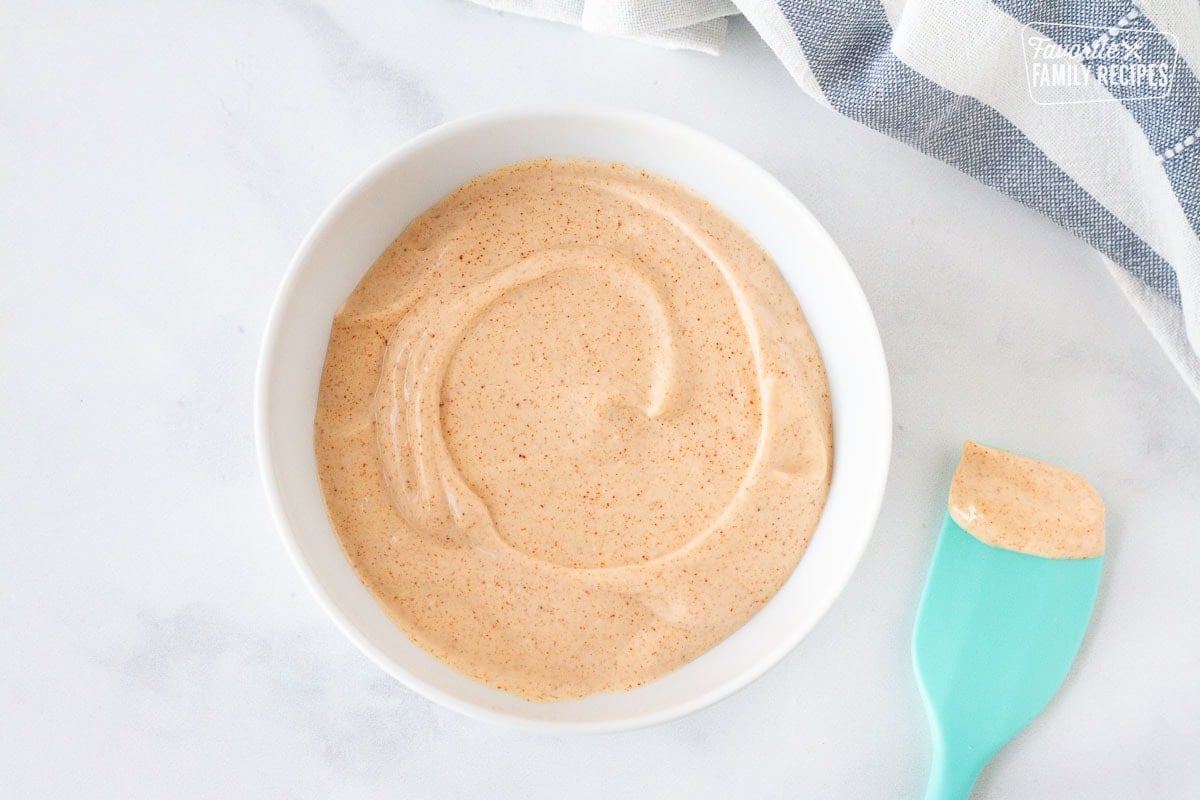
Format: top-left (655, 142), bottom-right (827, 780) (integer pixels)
top-left (4, 2), bottom-right (1198, 797)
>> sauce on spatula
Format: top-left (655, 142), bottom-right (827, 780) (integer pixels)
top-left (948, 441), bottom-right (1105, 560)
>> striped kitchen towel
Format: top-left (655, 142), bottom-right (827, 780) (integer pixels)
top-left (472, 0), bottom-right (1200, 399)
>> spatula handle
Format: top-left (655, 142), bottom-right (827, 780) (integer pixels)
top-left (924, 744), bottom-right (983, 800)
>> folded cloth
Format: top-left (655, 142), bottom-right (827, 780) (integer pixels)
top-left (469, 1), bottom-right (739, 53)
top-left (473, 0), bottom-right (1200, 399)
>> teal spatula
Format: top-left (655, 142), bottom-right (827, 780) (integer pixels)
top-left (912, 514), bottom-right (1103, 799)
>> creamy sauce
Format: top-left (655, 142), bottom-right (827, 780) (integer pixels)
top-left (949, 441), bottom-right (1105, 559)
top-left (314, 158), bottom-right (833, 700)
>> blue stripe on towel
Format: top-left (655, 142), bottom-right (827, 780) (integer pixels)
top-left (777, 0), bottom-right (1182, 304)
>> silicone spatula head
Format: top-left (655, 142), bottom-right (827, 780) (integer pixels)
top-left (912, 443), bottom-right (1105, 799)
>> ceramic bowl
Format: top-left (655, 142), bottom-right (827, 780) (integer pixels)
top-left (256, 106), bottom-right (891, 732)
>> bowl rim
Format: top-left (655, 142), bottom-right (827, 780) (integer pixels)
top-left (255, 104), bottom-right (892, 733)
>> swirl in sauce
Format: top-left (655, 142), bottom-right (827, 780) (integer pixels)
top-left (315, 159), bottom-right (833, 700)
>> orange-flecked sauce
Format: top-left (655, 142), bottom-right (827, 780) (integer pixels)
top-left (949, 441), bottom-right (1105, 559)
top-left (314, 158), bottom-right (833, 700)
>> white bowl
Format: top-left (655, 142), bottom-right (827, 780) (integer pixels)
top-left (256, 106), bottom-right (891, 732)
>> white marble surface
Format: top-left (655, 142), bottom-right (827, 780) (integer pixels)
top-left (3, 2), bottom-right (1199, 797)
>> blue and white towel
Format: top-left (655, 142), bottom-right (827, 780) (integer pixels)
top-left (472, 0), bottom-right (1200, 399)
